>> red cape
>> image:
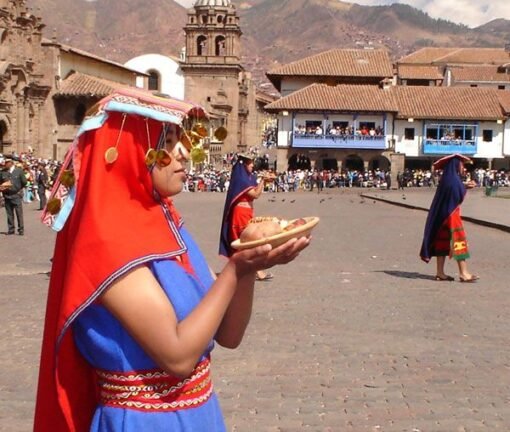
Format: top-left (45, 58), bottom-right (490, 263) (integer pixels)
top-left (34, 112), bottom-right (192, 431)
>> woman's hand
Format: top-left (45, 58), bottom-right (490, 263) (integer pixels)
top-left (229, 235), bottom-right (311, 277)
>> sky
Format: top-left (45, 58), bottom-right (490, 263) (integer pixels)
top-left (174, 0), bottom-right (509, 28)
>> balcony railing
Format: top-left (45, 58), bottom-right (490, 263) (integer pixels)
top-left (292, 133), bottom-right (386, 149)
top-left (423, 139), bottom-right (477, 155)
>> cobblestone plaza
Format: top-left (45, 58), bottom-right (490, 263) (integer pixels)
top-left (1, 189), bottom-right (509, 431)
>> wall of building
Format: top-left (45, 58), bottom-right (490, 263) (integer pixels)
top-left (60, 52), bottom-right (135, 84)
top-left (125, 54), bottom-right (185, 100)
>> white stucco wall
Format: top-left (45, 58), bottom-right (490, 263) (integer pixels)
top-left (394, 120), bottom-right (422, 157)
top-left (279, 78), bottom-right (315, 97)
top-left (124, 54), bottom-right (185, 100)
top-left (394, 119), bottom-right (506, 159)
top-left (504, 119), bottom-right (510, 157)
top-left (476, 121), bottom-right (504, 159)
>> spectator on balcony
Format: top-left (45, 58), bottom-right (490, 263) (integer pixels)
top-left (420, 154), bottom-right (479, 283)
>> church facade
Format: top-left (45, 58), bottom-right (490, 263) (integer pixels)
top-left (0, 0), bottom-right (51, 156)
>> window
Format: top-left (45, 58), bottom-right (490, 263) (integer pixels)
top-left (470, 84), bottom-right (478, 88)
top-left (404, 128), bottom-right (415, 140)
top-left (197, 36), bottom-right (207, 55)
top-left (498, 85), bottom-right (505, 90)
top-left (482, 130), bottom-right (493, 142)
top-left (147, 71), bottom-right (160, 91)
top-left (215, 36), bottom-right (226, 56)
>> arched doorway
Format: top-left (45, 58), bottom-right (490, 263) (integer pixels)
top-left (344, 154), bottom-right (364, 171)
top-left (370, 155), bottom-right (390, 171)
top-left (321, 158), bottom-right (338, 171)
top-left (288, 153), bottom-right (311, 171)
top-left (0, 119), bottom-right (9, 154)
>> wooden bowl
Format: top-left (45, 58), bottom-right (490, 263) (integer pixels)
top-left (231, 216), bottom-right (320, 250)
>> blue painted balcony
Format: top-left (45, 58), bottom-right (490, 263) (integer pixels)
top-left (292, 133), bottom-right (386, 150)
top-left (423, 139), bottom-right (477, 155)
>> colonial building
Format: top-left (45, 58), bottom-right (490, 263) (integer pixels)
top-left (180, 0), bottom-right (258, 156)
top-left (396, 46), bottom-right (510, 90)
top-left (267, 48), bottom-right (394, 96)
top-left (266, 47), bottom-right (510, 176)
top-left (0, 0), bottom-right (51, 155)
top-left (42, 40), bottom-right (144, 159)
top-left (0, 0), bottom-right (145, 159)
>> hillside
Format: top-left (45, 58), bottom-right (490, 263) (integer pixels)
top-left (25, 0), bottom-right (509, 91)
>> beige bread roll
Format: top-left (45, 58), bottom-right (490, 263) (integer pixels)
top-left (240, 217), bottom-right (283, 243)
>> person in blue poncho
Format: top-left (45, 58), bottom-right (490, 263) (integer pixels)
top-left (219, 153), bottom-right (273, 281)
top-left (420, 154), bottom-right (479, 282)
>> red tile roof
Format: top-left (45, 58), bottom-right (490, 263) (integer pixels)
top-left (398, 65), bottom-right (443, 80)
top-left (267, 49), bottom-right (393, 79)
top-left (497, 90), bottom-right (510, 114)
top-left (56, 72), bottom-right (130, 97)
top-left (265, 84), bottom-right (397, 113)
top-left (451, 66), bottom-right (510, 83)
top-left (393, 86), bottom-right (504, 120)
top-left (265, 84), bottom-right (506, 121)
top-left (398, 47), bottom-right (510, 65)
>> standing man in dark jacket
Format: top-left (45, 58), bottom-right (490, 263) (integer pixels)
top-left (0, 158), bottom-right (27, 235)
top-left (36, 162), bottom-right (49, 210)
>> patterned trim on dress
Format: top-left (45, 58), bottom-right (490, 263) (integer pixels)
top-left (96, 357), bottom-right (213, 412)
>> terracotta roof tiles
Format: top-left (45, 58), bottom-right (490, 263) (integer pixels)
top-left (393, 86), bottom-right (504, 120)
top-left (265, 84), bottom-right (397, 113)
top-left (56, 72), bottom-right (129, 97)
top-left (451, 66), bottom-right (510, 83)
top-left (265, 84), bottom-right (506, 121)
top-left (267, 49), bottom-right (393, 79)
top-left (398, 47), bottom-right (510, 65)
top-left (398, 65), bottom-right (443, 80)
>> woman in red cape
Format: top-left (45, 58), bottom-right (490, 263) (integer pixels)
top-left (34, 90), bottom-right (311, 432)
top-left (218, 154), bottom-right (273, 281)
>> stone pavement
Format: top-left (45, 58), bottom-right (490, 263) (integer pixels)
top-left (1, 190), bottom-right (509, 431)
top-left (361, 188), bottom-right (510, 233)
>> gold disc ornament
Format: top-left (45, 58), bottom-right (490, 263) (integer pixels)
top-left (214, 126), bottom-right (228, 141)
top-left (104, 147), bottom-right (119, 164)
top-left (190, 146), bottom-right (207, 164)
top-left (192, 123), bottom-right (208, 138)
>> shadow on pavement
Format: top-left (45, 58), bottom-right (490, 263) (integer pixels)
top-left (376, 270), bottom-right (436, 281)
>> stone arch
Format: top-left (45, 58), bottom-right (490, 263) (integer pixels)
top-left (288, 153), bottom-right (311, 171)
top-left (344, 154), bottom-right (364, 171)
top-left (215, 35), bottom-right (226, 55)
top-left (370, 155), bottom-right (390, 171)
top-left (197, 35), bottom-right (207, 56)
top-left (147, 69), bottom-right (160, 91)
top-left (0, 115), bottom-right (11, 153)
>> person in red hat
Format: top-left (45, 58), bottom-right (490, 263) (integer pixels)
top-left (420, 154), bottom-right (479, 282)
top-left (34, 90), bottom-right (311, 432)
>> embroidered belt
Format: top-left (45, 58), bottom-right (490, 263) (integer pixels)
top-left (95, 357), bottom-right (212, 412)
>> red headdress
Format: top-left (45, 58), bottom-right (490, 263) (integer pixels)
top-left (34, 89), bottom-right (207, 431)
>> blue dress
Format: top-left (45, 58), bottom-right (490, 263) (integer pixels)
top-left (73, 227), bottom-right (227, 432)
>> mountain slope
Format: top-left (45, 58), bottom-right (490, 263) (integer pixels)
top-left (25, 0), bottom-right (509, 89)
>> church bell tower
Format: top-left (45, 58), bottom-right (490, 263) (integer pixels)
top-left (181, 0), bottom-right (246, 154)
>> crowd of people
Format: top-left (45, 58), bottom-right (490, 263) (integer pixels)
top-left (294, 124), bottom-right (385, 138)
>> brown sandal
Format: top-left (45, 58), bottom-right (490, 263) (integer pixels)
top-left (435, 275), bottom-right (454, 281)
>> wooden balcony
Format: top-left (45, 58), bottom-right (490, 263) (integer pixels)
top-left (292, 133), bottom-right (386, 150)
top-left (423, 139), bottom-right (477, 155)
